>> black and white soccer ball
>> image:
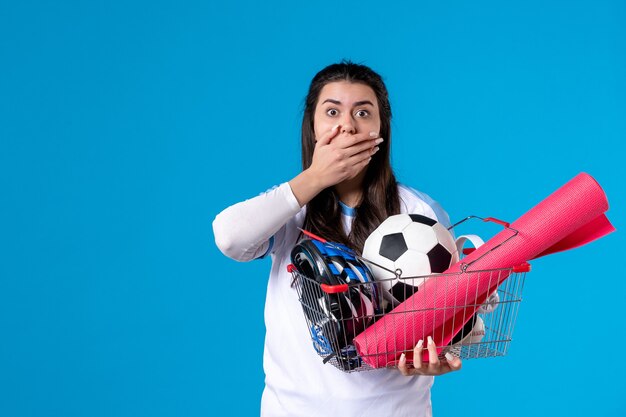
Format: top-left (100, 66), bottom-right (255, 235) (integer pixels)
top-left (362, 214), bottom-right (459, 304)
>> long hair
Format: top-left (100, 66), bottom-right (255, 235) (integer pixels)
top-left (301, 61), bottom-right (401, 254)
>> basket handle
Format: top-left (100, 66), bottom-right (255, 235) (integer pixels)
top-left (286, 264), bottom-right (350, 293)
top-left (513, 262), bottom-right (531, 273)
top-left (449, 215), bottom-right (520, 273)
top-left (483, 217), bottom-right (510, 228)
top-left (321, 283), bottom-right (349, 294)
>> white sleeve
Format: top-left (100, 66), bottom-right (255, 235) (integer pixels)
top-left (212, 182), bottom-right (302, 262)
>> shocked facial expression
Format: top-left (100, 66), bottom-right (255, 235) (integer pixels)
top-left (313, 81), bottom-right (381, 139)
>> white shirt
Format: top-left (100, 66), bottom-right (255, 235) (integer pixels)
top-left (213, 183), bottom-right (451, 417)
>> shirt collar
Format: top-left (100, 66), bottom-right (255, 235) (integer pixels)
top-left (339, 201), bottom-right (356, 217)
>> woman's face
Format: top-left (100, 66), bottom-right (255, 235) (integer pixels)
top-left (313, 81), bottom-right (381, 139)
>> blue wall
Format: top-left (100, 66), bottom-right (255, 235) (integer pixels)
top-left (1, 1), bottom-right (624, 415)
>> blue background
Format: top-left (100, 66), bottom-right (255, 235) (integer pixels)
top-left (1, 0), bottom-right (624, 416)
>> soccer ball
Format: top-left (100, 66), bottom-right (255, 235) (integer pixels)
top-left (362, 214), bottom-right (459, 305)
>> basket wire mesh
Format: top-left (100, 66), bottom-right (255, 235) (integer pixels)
top-left (291, 265), bottom-right (528, 373)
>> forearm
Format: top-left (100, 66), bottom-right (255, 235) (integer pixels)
top-left (288, 169), bottom-right (325, 207)
top-left (212, 182), bottom-right (302, 261)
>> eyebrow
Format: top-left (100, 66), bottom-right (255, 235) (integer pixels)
top-left (321, 99), bottom-right (375, 107)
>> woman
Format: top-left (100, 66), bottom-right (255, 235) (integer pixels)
top-left (213, 61), bottom-right (461, 416)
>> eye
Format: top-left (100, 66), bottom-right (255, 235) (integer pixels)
top-left (326, 108), bottom-right (339, 117)
top-left (355, 109), bottom-right (370, 118)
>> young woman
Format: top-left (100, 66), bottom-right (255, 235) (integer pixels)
top-left (213, 61), bottom-right (461, 416)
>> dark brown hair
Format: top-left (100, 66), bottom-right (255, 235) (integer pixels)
top-left (301, 60), bottom-right (401, 253)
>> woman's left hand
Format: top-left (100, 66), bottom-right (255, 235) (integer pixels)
top-left (397, 336), bottom-right (462, 376)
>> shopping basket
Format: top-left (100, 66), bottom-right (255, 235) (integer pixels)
top-left (289, 216), bottom-right (531, 373)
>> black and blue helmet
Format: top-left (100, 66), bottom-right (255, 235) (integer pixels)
top-left (290, 238), bottom-right (380, 369)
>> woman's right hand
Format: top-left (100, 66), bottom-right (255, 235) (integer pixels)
top-left (397, 336), bottom-right (463, 377)
top-left (288, 125), bottom-right (382, 207)
top-left (308, 125), bottom-right (383, 189)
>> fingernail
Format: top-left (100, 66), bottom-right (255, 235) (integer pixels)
top-left (375, 138), bottom-right (384, 144)
top-left (332, 125), bottom-right (339, 131)
top-left (416, 339), bottom-right (424, 348)
top-left (427, 336), bottom-right (434, 346)
top-left (369, 131), bottom-right (378, 137)
top-left (400, 353), bottom-right (406, 362)
top-left (444, 352), bottom-right (454, 361)
top-left (372, 146), bottom-right (380, 154)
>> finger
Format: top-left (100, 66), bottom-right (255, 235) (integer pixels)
top-left (412, 339), bottom-right (424, 372)
top-left (344, 155), bottom-right (372, 178)
top-left (444, 352), bottom-right (463, 371)
top-left (345, 144), bottom-right (379, 166)
top-left (365, 131), bottom-right (380, 141)
top-left (398, 353), bottom-right (411, 376)
top-left (345, 137), bottom-right (384, 158)
top-left (334, 131), bottom-right (382, 149)
top-left (427, 336), bottom-right (440, 367)
top-left (316, 125), bottom-right (340, 146)
top-left (338, 145), bottom-right (378, 180)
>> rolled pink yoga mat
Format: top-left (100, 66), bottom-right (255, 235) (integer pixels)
top-left (353, 172), bottom-right (615, 368)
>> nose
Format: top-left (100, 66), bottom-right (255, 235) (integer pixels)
top-left (340, 113), bottom-right (356, 134)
